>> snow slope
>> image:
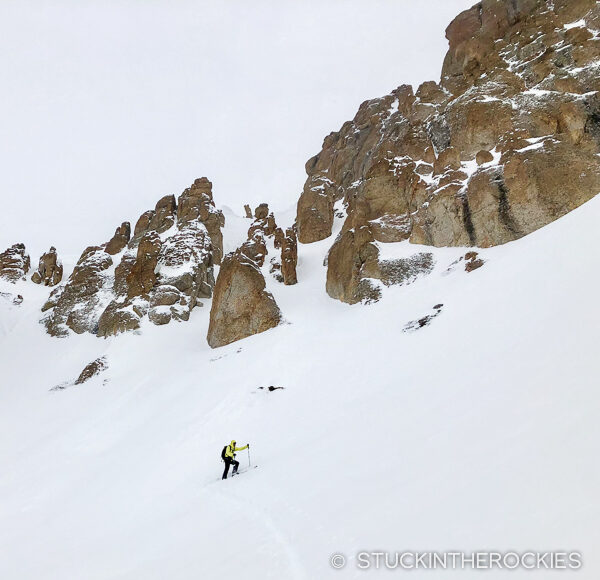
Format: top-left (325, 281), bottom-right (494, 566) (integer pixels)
top-left (1, 196), bottom-right (599, 579)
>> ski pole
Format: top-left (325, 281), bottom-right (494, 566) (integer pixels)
top-left (248, 446), bottom-right (251, 468)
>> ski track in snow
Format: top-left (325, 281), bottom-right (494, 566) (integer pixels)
top-left (206, 474), bottom-right (308, 580)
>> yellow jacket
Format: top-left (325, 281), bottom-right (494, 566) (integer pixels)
top-left (225, 440), bottom-right (248, 459)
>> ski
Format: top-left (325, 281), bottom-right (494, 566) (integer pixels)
top-left (231, 465), bottom-right (258, 477)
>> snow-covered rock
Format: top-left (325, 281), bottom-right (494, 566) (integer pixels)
top-left (42, 179), bottom-right (222, 338)
top-left (0, 243), bottom-right (30, 283)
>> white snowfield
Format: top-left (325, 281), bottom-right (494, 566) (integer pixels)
top-left (1, 197), bottom-right (600, 579)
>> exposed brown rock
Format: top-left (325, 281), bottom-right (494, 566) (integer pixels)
top-left (248, 210), bottom-right (278, 240)
top-left (476, 150), bottom-right (495, 165)
top-left (326, 226), bottom-right (380, 304)
top-left (465, 251), bottom-right (485, 272)
top-left (126, 232), bottom-right (162, 299)
top-left (149, 195), bottom-right (177, 233)
top-left (296, 173), bottom-right (336, 244)
top-left (149, 285), bottom-right (181, 307)
top-left (326, 225), bottom-right (435, 304)
top-left (97, 300), bottom-right (141, 338)
top-left (274, 227), bottom-right (285, 249)
top-left (433, 146), bottom-right (462, 175)
top-left (0, 244), bottom-right (30, 283)
top-left (44, 180), bottom-right (219, 337)
top-left (281, 228), bottom-right (298, 285)
top-left (294, 0), bottom-right (600, 302)
top-left (269, 257), bottom-right (283, 283)
top-left (254, 203), bottom-right (269, 220)
top-left (177, 177), bottom-right (225, 263)
top-left (265, 213), bottom-right (278, 236)
top-left (42, 246), bottom-right (113, 336)
top-left (244, 204), bottom-right (253, 218)
top-left (148, 307), bottom-right (173, 326)
top-left (75, 357), bottom-right (108, 385)
top-left (105, 222), bottom-right (131, 255)
top-left (134, 210), bottom-right (154, 236)
top-left (207, 240), bottom-right (281, 348)
top-left (31, 247), bottom-right (63, 286)
top-left (240, 234), bottom-right (267, 267)
top-left (113, 253), bottom-right (137, 298)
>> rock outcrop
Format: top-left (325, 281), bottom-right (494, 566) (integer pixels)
top-left (42, 246), bottom-right (114, 336)
top-left (105, 222), bottom-right (131, 255)
top-left (296, 0), bottom-right (600, 302)
top-left (31, 247), bottom-right (63, 286)
top-left (0, 244), bottom-right (30, 283)
top-left (280, 228), bottom-right (298, 285)
top-left (126, 232), bottom-right (162, 299)
top-left (326, 225), bottom-right (435, 304)
top-left (207, 237), bottom-right (282, 348)
top-left (43, 178), bottom-right (221, 337)
top-left (75, 356), bottom-right (108, 385)
top-left (177, 178), bottom-right (224, 264)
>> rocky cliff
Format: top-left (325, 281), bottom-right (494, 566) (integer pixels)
top-left (3, 0), bottom-right (599, 345)
top-left (41, 178), bottom-right (223, 337)
top-left (297, 0), bottom-right (600, 302)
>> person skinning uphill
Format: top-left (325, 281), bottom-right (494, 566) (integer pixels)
top-left (221, 440), bottom-right (249, 479)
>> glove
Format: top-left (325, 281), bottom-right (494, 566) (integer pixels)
top-left (247, 443), bottom-right (250, 448)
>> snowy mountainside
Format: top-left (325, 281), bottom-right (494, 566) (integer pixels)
top-left (1, 196), bottom-right (599, 579)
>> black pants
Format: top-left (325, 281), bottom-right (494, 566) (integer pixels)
top-left (222, 457), bottom-right (239, 479)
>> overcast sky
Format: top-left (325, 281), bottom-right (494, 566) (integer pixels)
top-left (0, 0), bottom-right (474, 258)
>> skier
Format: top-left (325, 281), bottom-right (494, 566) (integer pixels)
top-left (221, 440), bottom-right (249, 479)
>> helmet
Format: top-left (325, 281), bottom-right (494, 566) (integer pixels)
top-left (231, 440), bottom-right (236, 447)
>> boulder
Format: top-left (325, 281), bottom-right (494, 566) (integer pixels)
top-left (465, 251), bottom-right (485, 272)
top-left (254, 203), bottom-right (269, 220)
top-left (207, 242), bottom-right (281, 348)
top-left (31, 247), bottom-right (63, 286)
top-left (148, 307), bottom-right (173, 326)
top-left (149, 285), bottom-right (181, 307)
top-left (244, 204), bottom-right (253, 219)
top-left (476, 150), bottom-right (495, 165)
top-left (97, 301), bottom-right (141, 338)
top-left (0, 244), bottom-right (30, 283)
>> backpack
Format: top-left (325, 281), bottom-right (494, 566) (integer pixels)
top-left (221, 446), bottom-right (227, 461)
